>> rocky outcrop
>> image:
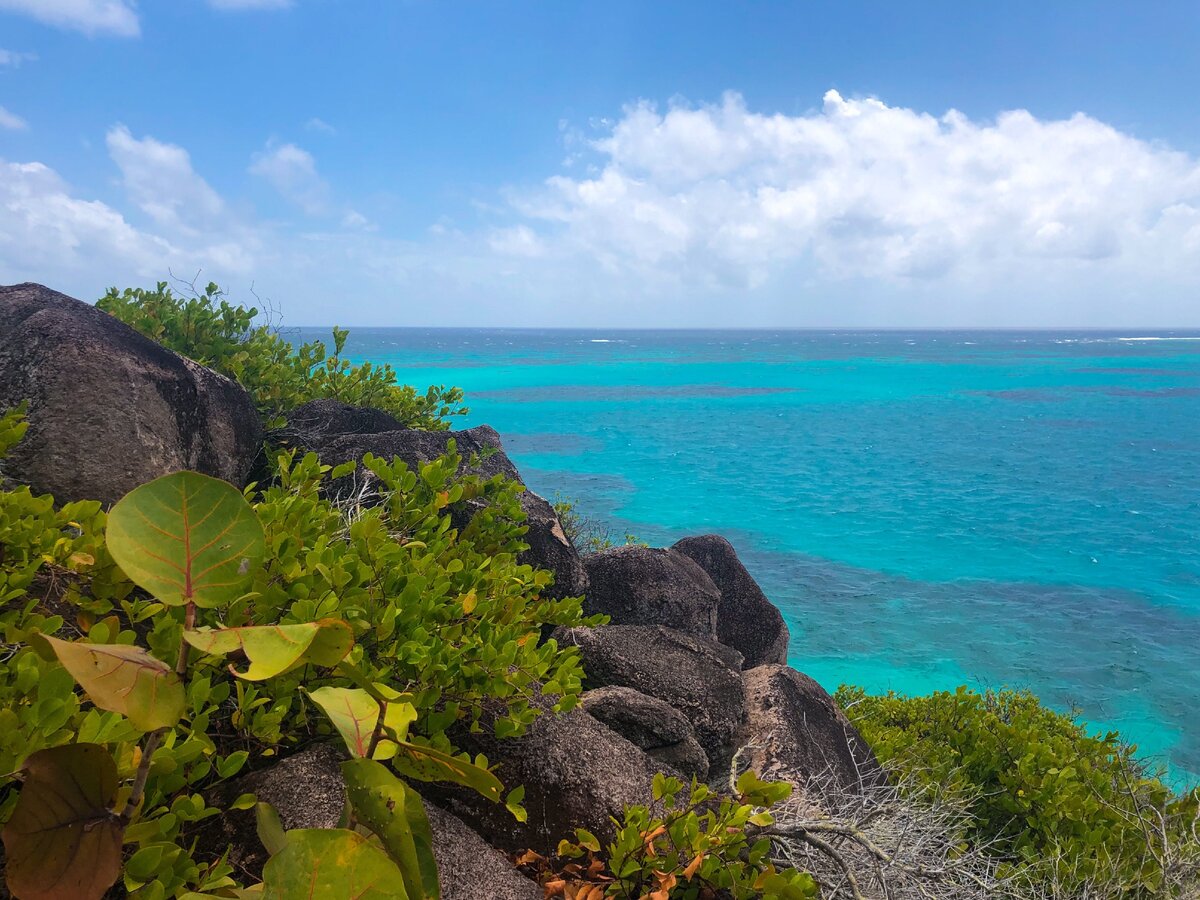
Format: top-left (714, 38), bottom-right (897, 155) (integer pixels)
top-left (581, 685), bottom-right (709, 780)
top-left (555, 624), bottom-right (746, 774)
top-left (0, 283), bottom-right (262, 505)
top-left (425, 687), bottom-right (661, 854)
top-left (424, 803), bottom-right (542, 900)
top-left (672, 534), bottom-right (789, 668)
top-left (277, 402), bottom-right (587, 599)
top-left (582, 546), bottom-right (721, 639)
top-left (742, 665), bottom-right (883, 798)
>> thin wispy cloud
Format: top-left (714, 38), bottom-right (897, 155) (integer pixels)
top-left (0, 0), bottom-right (140, 37)
top-left (305, 117), bottom-right (336, 135)
top-left (250, 141), bottom-right (330, 215)
top-left (0, 49), bottom-right (38, 68)
top-left (0, 105), bottom-right (28, 130)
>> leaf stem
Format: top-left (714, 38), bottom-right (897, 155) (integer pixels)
top-left (122, 728), bottom-right (164, 822)
top-left (176, 600), bottom-right (195, 676)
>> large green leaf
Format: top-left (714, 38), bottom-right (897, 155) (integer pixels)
top-left (342, 759), bottom-right (440, 900)
top-left (107, 470), bottom-right (264, 608)
top-left (308, 687), bottom-right (417, 759)
top-left (261, 829), bottom-right (408, 899)
top-left (38, 634), bottom-right (185, 731)
top-left (390, 741), bottom-right (504, 804)
top-left (184, 618), bottom-right (353, 680)
top-left (1, 744), bottom-right (124, 900)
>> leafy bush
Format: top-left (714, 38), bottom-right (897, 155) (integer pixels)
top-left (551, 493), bottom-right (643, 555)
top-left (533, 771), bottom-right (817, 899)
top-left (836, 685), bottom-right (1200, 897)
top-left (98, 281), bottom-right (464, 429)
top-left (0, 404), bottom-right (595, 898)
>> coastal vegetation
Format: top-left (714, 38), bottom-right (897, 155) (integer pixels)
top-left (0, 280), bottom-right (1196, 899)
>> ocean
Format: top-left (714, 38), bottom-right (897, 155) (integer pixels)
top-left (305, 327), bottom-right (1200, 784)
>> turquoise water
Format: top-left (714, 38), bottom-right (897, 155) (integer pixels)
top-left (310, 328), bottom-right (1200, 783)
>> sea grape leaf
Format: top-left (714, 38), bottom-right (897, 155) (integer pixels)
top-left (342, 759), bottom-right (440, 900)
top-left (1, 744), bottom-right (124, 900)
top-left (106, 470), bottom-right (265, 608)
top-left (38, 634), bottom-right (185, 731)
top-left (261, 829), bottom-right (408, 900)
top-left (255, 802), bottom-right (288, 857)
top-left (184, 618), bottom-right (353, 680)
top-left (308, 687), bottom-right (417, 759)
top-left (390, 740), bottom-right (503, 803)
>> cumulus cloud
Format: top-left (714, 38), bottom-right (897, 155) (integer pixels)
top-left (0, 0), bottom-right (139, 37)
top-left (0, 49), bottom-right (38, 67)
top-left (516, 91), bottom-right (1200, 296)
top-left (106, 125), bottom-right (224, 231)
top-left (249, 142), bottom-right (330, 215)
top-left (0, 105), bottom-right (27, 130)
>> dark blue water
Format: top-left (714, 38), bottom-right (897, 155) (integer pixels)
top-left (306, 328), bottom-right (1200, 784)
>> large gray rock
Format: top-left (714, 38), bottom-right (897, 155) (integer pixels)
top-left (672, 534), bottom-right (789, 667)
top-left (581, 685), bottom-right (709, 780)
top-left (425, 687), bottom-right (661, 854)
top-left (424, 803), bottom-right (542, 900)
top-left (582, 546), bottom-right (721, 639)
top-left (277, 403), bottom-right (587, 599)
top-left (741, 665), bottom-right (883, 798)
top-left (0, 283), bottom-right (262, 505)
top-left (556, 625), bottom-right (746, 776)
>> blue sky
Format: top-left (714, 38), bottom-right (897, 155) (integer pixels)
top-left (1, 1), bottom-right (1198, 326)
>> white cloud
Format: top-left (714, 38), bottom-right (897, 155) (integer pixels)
top-left (0, 105), bottom-right (27, 130)
top-left (249, 142), bottom-right (329, 215)
top-left (0, 0), bottom-right (139, 37)
top-left (305, 117), bottom-right (336, 135)
top-left (106, 125), bottom-right (224, 231)
top-left (489, 224), bottom-right (546, 258)
top-left (515, 91), bottom-right (1200, 297)
top-left (207, 0), bottom-right (291, 9)
top-left (0, 49), bottom-right (38, 67)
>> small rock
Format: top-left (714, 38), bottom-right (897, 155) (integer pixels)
top-left (672, 534), bottom-right (790, 667)
top-left (556, 625), bottom-right (746, 776)
top-left (741, 665), bottom-right (883, 798)
top-left (582, 546), bottom-right (721, 639)
top-left (582, 685), bottom-right (709, 780)
top-left (0, 283), bottom-right (262, 505)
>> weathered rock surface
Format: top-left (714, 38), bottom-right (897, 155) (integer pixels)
top-left (672, 534), bottom-right (789, 668)
top-left (199, 744), bottom-right (347, 880)
top-left (555, 625), bottom-right (746, 774)
top-left (581, 685), bottom-right (709, 780)
top-left (424, 802), bottom-right (543, 900)
top-left (0, 283), bottom-right (262, 505)
top-left (741, 664), bottom-right (883, 797)
top-left (582, 546), bottom-right (721, 639)
top-left (277, 404), bottom-right (587, 599)
top-left (425, 688), bottom-right (661, 854)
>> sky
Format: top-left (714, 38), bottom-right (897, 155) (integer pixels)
top-left (1, 1), bottom-right (1199, 327)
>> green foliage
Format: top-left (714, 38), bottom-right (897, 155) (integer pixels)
top-left (551, 493), bottom-right (643, 555)
top-left (837, 684), bottom-right (1200, 896)
top-left (98, 281), bottom-right (464, 430)
top-left (0, 402), bottom-right (594, 898)
top-left (548, 771), bottom-right (817, 899)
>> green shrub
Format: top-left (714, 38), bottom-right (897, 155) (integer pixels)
top-left (98, 281), bottom-right (464, 430)
top-left (0, 403), bottom-right (596, 898)
top-left (836, 685), bottom-right (1200, 896)
top-left (545, 771), bottom-right (817, 899)
top-left (551, 493), bottom-right (643, 555)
